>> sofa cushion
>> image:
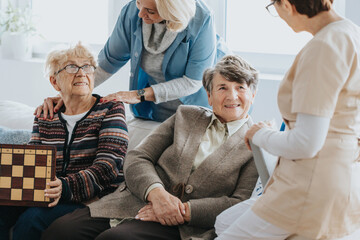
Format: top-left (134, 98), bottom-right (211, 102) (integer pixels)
top-left (0, 100), bottom-right (35, 130)
top-left (0, 126), bottom-right (32, 144)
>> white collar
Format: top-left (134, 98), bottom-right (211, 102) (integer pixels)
top-left (208, 113), bottom-right (249, 137)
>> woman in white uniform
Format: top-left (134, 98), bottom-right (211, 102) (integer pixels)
top-left (215, 0), bottom-right (360, 239)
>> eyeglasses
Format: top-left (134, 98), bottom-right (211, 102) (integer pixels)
top-left (265, 0), bottom-right (279, 17)
top-left (55, 64), bottom-right (96, 75)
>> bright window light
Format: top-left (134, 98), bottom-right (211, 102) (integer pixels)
top-left (31, 0), bottom-right (109, 45)
top-left (226, 0), bottom-right (312, 55)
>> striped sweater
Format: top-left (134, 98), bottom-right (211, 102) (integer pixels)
top-left (29, 94), bottom-right (128, 203)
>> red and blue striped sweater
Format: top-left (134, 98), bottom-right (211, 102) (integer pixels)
top-left (29, 95), bottom-right (128, 203)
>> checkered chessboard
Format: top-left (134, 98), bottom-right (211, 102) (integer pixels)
top-left (0, 144), bottom-right (56, 207)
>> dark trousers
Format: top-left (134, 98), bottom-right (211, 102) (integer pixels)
top-left (42, 207), bottom-right (181, 240)
top-left (0, 203), bottom-right (84, 240)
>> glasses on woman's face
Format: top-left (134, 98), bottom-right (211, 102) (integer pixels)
top-left (266, 0), bottom-right (279, 17)
top-left (55, 64), bottom-right (96, 75)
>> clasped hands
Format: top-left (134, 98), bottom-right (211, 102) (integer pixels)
top-left (135, 187), bottom-right (190, 226)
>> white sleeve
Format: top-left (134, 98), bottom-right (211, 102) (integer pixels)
top-left (94, 66), bottom-right (113, 88)
top-left (252, 113), bottom-right (330, 159)
top-left (151, 76), bottom-right (203, 104)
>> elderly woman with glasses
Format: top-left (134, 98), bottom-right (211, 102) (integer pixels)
top-left (215, 0), bottom-right (360, 239)
top-left (0, 43), bottom-right (128, 240)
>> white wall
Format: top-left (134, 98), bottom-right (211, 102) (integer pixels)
top-left (251, 77), bottom-right (282, 126)
top-left (346, 0), bottom-right (360, 25)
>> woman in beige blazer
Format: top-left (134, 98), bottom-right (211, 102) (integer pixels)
top-left (42, 55), bottom-right (259, 240)
top-left (215, 0), bottom-right (360, 240)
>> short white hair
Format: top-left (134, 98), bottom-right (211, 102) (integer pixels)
top-left (155, 0), bottom-right (196, 32)
top-left (45, 42), bottom-right (96, 78)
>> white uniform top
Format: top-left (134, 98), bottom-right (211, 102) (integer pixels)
top-left (253, 19), bottom-right (360, 239)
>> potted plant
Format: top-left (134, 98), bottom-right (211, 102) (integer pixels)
top-left (0, 3), bottom-right (37, 60)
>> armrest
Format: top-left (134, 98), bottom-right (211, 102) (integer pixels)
top-left (249, 141), bottom-right (278, 187)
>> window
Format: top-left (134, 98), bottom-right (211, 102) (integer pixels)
top-left (28, 0), bottom-right (127, 57)
top-left (223, 0), bottom-right (347, 73)
top-left (31, 0), bottom-right (109, 45)
top-left (227, 0), bottom-right (312, 55)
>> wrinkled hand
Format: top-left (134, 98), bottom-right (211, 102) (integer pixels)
top-left (136, 203), bottom-right (159, 222)
top-left (136, 201), bottom-right (191, 224)
top-left (45, 177), bottom-right (62, 207)
top-left (145, 187), bottom-right (186, 226)
top-left (244, 121), bottom-right (275, 151)
top-left (34, 96), bottom-right (63, 120)
top-left (101, 91), bottom-right (140, 104)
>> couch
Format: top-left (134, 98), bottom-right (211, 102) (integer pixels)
top-left (0, 100), bottom-right (160, 150)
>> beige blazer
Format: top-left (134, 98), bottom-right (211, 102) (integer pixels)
top-left (253, 19), bottom-right (360, 240)
top-left (89, 105), bottom-right (258, 240)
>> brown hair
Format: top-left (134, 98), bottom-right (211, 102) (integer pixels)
top-left (202, 55), bottom-right (258, 94)
top-left (287, 0), bottom-right (333, 18)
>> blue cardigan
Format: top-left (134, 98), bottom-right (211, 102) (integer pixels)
top-left (98, 0), bottom-right (229, 121)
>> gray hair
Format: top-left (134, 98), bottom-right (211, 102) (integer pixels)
top-left (202, 55), bottom-right (259, 94)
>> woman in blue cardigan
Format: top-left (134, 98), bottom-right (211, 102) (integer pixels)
top-left (37, 0), bottom-right (229, 122)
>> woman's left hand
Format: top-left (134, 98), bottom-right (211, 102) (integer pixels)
top-left (245, 122), bottom-right (269, 151)
top-left (44, 177), bottom-right (62, 207)
top-left (101, 90), bottom-right (140, 104)
top-left (136, 203), bottom-right (159, 222)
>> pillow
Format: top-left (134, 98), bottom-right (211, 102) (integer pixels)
top-left (0, 126), bottom-right (32, 144)
top-left (0, 100), bottom-right (35, 130)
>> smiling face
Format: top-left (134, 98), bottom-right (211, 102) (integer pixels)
top-left (136, 0), bottom-right (164, 24)
top-left (207, 73), bottom-right (255, 123)
top-left (50, 58), bottom-right (94, 99)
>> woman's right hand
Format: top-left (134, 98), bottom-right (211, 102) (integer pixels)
top-left (34, 96), bottom-right (63, 119)
top-left (45, 177), bottom-right (62, 208)
top-left (244, 120), bottom-right (276, 151)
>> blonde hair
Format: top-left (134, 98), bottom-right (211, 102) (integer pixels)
top-left (45, 42), bottom-right (97, 78)
top-left (155, 0), bottom-right (196, 32)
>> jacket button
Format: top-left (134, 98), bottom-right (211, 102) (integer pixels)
top-left (134, 52), bottom-right (139, 57)
top-left (185, 185), bottom-right (193, 194)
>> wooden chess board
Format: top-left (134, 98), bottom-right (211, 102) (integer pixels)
top-left (0, 144), bottom-right (56, 207)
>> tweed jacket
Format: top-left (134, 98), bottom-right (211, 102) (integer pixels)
top-left (89, 105), bottom-right (258, 240)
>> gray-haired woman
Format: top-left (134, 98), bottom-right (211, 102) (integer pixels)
top-left (0, 42), bottom-right (128, 240)
top-left (42, 55), bottom-right (259, 240)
